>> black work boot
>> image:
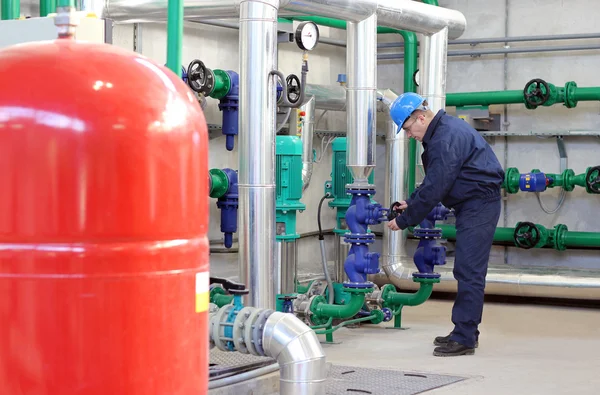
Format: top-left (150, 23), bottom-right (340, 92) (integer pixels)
top-left (433, 340), bottom-right (475, 357)
top-left (433, 333), bottom-right (478, 348)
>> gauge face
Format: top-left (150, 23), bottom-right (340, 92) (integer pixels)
top-left (295, 22), bottom-right (319, 51)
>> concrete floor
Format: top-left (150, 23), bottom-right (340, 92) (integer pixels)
top-left (210, 252), bottom-right (600, 394)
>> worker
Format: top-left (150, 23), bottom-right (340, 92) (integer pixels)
top-left (387, 92), bottom-right (504, 357)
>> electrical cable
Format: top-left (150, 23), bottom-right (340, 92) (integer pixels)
top-left (317, 194), bottom-right (334, 304)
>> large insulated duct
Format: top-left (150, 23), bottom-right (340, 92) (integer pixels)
top-left (346, 13), bottom-right (377, 184)
top-left (102, 0), bottom-right (466, 40)
top-left (237, 0), bottom-right (279, 309)
top-left (210, 306), bottom-right (327, 394)
top-left (377, 89), bottom-right (412, 288)
top-left (371, 263), bottom-right (600, 301)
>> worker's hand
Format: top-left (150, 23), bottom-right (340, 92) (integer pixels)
top-left (387, 220), bottom-right (400, 231)
top-left (392, 200), bottom-right (408, 211)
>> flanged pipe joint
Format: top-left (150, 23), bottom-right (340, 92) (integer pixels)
top-left (503, 166), bottom-right (600, 194)
top-left (209, 168), bottom-right (239, 248)
top-left (343, 184), bottom-right (394, 289)
top-left (187, 59), bottom-right (239, 151)
top-left (523, 78), bottom-right (598, 109)
top-left (412, 203), bottom-right (452, 278)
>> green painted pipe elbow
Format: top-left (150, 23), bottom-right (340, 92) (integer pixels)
top-left (311, 288), bottom-right (368, 321)
top-left (209, 168), bottom-right (229, 199)
top-left (381, 278), bottom-right (438, 309)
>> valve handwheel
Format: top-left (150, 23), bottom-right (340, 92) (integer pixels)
top-left (387, 201), bottom-right (404, 221)
top-left (524, 78), bottom-right (551, 108)
top-left (187, 59), bottom-right (214, 95)
top-left (286, 74), bottom-right (301, 105)
top-left (586, 166), bottom-right (600, 194)
top-left (513, 221), bottom-right (541, 249)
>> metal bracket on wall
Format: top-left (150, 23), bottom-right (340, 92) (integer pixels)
top-left (556, 136), bottom-right (567, 172)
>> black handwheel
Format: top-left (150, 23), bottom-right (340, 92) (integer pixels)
top-left (513, 222), bottom-right (541, 249)
top-left (286, 74), bottom-right (301, 105)
top-left (586, 166), bottom-right (600, 194)
top-left (524, 78), bottom-right (551, 108)
top-left (387, 201), bottom-right (404, 221)
top-left (187, 59), bottom-right (213, 95)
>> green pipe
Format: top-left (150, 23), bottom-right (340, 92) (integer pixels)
top-left (563, 232), bottom-right (600, 249)
top-left (381, 279), bottom-right (436, 308)
top-left (1, 0), bottom-right (20, 19)
top-left (446, 90), bottom-right (524, 107)
top-left (438, 224), bottom-right (515, 243)
top-left (503, 167), bottom-right (598, 194)
top-left (166, 0), bottom-right (183, 75)
top-left (40, 0), bottom-right (56, 16)
top-left (574, 87), bottom-right (600, 102)
top-left (56, 0), bottom-right (72, 8)
top-left (439, 223), bottom-right (600, 250)
top-left (313, 314), bottom-right (376, 335)
top-left (311, 288), bottom-right (367, 320)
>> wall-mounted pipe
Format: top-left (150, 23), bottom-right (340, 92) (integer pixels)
top-left (166, 0), bottom-right (183, 74)
top-left (300, 96), bottom-right (315, 191)
top-left (237, 0), bottom-right (279, 309)
top-left (379, 43), bottom-right (600, 60)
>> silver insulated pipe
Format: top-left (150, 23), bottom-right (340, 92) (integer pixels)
top-left (238, 0), bottom-right (279, 309)
top-left (210, 305), bottom-right (327, 394)
top-left (101, 1), bottom-right (466, 38)
top-left (346, 13), bottom-right (377, 184)
top-left (377, 89), bottom-right (412, 286)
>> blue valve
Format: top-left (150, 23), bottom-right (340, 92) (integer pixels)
top-left (519, 172), bottom-right (548, 192)
top-left (412, 203), bottom-right (452, 279)
top-left (343, 186), bottom-right (391, 288)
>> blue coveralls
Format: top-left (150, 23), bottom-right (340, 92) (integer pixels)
top-left (395, 110), bottom-right (504, 348)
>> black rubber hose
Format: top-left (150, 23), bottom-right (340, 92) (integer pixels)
top-left (317, 194), bottom-right (328, 240)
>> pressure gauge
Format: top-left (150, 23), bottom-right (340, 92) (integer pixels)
top-left (295, 22), bottom-right (320, 51)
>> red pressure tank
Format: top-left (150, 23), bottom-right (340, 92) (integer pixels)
top-left (0, 37), bottom-right (210, 394)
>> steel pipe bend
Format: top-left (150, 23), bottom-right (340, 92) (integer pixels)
top-left (262, 312), bottom-right (327, 395)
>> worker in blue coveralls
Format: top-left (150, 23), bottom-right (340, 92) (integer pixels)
top-left (387, 92), bottom-right (504, 357)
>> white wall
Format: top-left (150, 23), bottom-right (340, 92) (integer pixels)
top-left (111, 0), bottom-right (600, 275)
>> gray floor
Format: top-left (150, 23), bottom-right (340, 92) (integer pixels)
top-left (210, 252), bottom-right (600, 394)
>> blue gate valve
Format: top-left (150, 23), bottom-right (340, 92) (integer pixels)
top-left (412, 203), bottom-right (452, 279)
top-left (343, 186), bottom-right (392, 288)
top-left (216, 169), bottom-right (238, 249)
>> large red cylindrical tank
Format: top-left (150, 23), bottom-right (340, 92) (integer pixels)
top-left (0, 38), bottom-right (209, 394)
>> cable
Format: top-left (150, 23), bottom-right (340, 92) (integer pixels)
top-left (317, 194), bottom-right (334, 304)
top-left (535, 189), bottom-right (566, 214)
top-left (276, 107), bottom-right (291, 133)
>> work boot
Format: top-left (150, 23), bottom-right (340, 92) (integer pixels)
top-left (433, 340), bottom-right (475, 357)
top-left (433, 333), bottom-right (478, 348)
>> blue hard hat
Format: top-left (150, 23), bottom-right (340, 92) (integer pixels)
top-left (389, 92), bottom-right (428, 133)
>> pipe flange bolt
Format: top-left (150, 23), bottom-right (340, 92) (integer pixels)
top-left (243, 308), bottom-right (263, 356)
top-left (252, 309), bottom-right (274, 357)
top-left (232, 307), bottom-right (253, 354)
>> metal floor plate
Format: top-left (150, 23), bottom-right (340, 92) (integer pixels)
top-left (211, 349), bottom-right (466, 394)
top-left (326, 365), bottom-right (466, 395)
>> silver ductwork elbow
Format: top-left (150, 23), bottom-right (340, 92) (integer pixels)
top-left (209, 306), bottom-right (326, 395)
top-left (263, 312), bottom-right (327, 395)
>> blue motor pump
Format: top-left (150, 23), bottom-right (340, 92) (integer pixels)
top-left (412, 203), bottom-right (452, 278)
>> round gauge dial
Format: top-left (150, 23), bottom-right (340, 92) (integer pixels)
top-left (295, 22), bottom-right (320, 51)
